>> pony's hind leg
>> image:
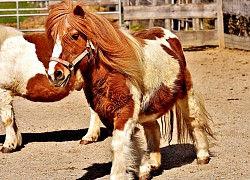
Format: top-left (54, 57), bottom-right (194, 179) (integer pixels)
top-left (176, 88), bottom-right (213, 164)
top-left (80, 108), bottom-right (101, 145)
top-left (0, 89), bottom-right (22, 153)
top-left (141, 121), bottom-right (161, 175)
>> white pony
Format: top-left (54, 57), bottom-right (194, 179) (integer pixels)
top-left (0, 25), bottom-right (101, 152)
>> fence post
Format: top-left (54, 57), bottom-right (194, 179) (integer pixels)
top-left (192, 0), bottom-right (200, 31)
top-left (16, 0), bottom-right (19, 29)
top-left (164, 0), bottom-right (171, 30)
top-left (149, 0), bottom-right (158, 28)
top-left (217, 0), bottom-right (225, 49)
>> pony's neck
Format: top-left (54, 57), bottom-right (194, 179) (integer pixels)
top-left (82, 60), bottom-right (109, 84)
top-left (81, 60), bottom-right (110, 99)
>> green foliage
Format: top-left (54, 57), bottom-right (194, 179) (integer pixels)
top-left (130, 24), bottom-right (145, 31)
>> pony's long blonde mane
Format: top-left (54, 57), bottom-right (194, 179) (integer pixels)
top-left (46, 0), bottom-right (145, 93)
top-left (0, 25), bottom-right (23, 48)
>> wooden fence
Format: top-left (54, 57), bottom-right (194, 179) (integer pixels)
top-left (222, 0), bottom-right (250, 50)
top-left (0, 0), bottom-right (122, 32)
top-left (123, 0), bottom-right (222, 48)
top-left (0, 0), bottom-right (249, 50)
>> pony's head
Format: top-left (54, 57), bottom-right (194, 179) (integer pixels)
top-left (45, 0), bottom-right (90, 87)
top-left (46, 0), bottom-right (144, 92)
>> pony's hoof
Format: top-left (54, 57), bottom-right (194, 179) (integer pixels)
top-left (150, 165), bottom-right (159, 172)
top-left (197, 157), bottom-right (210, 164)
top-left (197, 150), bottom-right (210, 164)
top-left (79, 139), bottom-right (93, 145)
top-left (0, 147), bottom-right (14, 153)
top-left (139, 173), bottom-right (151, 180)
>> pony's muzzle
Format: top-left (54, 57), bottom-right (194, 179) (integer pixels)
top-left (47, 70), bottom-right (68, 87)
top-left (54, 70), bottom-right (65, 81)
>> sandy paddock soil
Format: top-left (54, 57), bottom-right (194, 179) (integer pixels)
top-left (0, 48), bottom-right (249, 179)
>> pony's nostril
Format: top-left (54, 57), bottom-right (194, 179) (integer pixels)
top-left (54, 70), bottom-right (64, 81)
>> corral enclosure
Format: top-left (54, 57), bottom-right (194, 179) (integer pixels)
top-left (123, 0), bottom-right (250, 49)
top-left (124, 0), bottom-right (219, 47)
top-left (0, 0), bottom-right (249, 50)
top-left (0, 1), bottom-right (250, 179)
top-left (222, 0), bottom-right (250, 50)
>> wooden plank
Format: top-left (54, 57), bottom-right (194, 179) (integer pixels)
top-left (101, 13), bottom-right (119, 20)
top-left (149, 0), bottom-right (158, 28)
top-left (165, 19), bottom-right (171, 29)
top-left (223, 0), bottom-right (250, 17)
top-left (124, 3), bottom-right (217, 20)
top-left (224, 34), bottom-right (250, 50)
top-left (83, 0), bottom-right (119, 6)
top-left (193, 18), bottom-right (200, 30)
top-left (173, 30), bottom-right (218, 47)
top-left (217, 0), bottom-right (225, 48)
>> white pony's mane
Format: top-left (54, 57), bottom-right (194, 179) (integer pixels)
top-left (0, 25), bottom-right (23, 48)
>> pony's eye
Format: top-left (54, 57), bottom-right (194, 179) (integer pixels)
top-left (72, 34), bottom-right (79, 40)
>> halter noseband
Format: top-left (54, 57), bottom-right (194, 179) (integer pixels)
top-left (50, 40), bottom-right (95, 72)
top-left (49, 40), bottom-right (95, 87)
top-left (50, 48), bottom-right (89, 72)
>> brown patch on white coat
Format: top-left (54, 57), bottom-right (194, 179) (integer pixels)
top-left (45, 1), bottom-right (214, 178)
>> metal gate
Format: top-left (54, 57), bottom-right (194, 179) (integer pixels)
top-left (0, 0), bottom-right (122, 32)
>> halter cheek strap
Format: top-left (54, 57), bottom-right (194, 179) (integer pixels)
top-left (50, 40), bottom-right (95, 72)
top-left (49, 40), bottom-right (95, 87)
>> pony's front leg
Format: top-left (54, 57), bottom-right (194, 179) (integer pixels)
top-left (80, 107), bottom-right (101, 145)
top-left (111, 119), bottom-right (145, 180)
top-left (110, 129), bottom-right (127, 180)
top-left (110, 88), bottom-right (144, 179)
top-left (0, 89), bottom-right (22, 153)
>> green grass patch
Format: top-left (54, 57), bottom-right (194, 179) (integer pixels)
top-left (0, 2), bottom-right (40, 24)
top-left (130, 24), bottom-right (145, 31)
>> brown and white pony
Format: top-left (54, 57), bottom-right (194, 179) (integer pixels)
top-left (0, 25), bottom-right (101, 153)
top-left (45, 1), bottom-right (214, 179)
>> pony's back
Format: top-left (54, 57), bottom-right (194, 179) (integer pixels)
top-left (0, 25), bottom-right (23, 48)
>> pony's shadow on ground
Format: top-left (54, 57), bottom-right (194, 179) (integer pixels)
top-left (78, 144), bottom-right (196, 180)
top-left (0, 127), bottom-right (110, 150)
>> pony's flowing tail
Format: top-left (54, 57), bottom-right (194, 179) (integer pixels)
top-left (160, 90), bottom-right (214, 144)
top-left (160, 109), bottom-right (174, 144)
top-left (175, 90), bottom-right (214, 144)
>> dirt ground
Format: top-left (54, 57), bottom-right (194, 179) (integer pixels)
top-left (0, 48), bottom-right (249, 180)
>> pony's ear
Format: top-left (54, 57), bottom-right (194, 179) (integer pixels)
top-left (73, 5), bottom-right (85, 17)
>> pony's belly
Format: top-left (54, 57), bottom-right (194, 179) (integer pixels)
top-left (140, 84), bottom-right (179, 122)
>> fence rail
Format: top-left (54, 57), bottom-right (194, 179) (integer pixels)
top-left (124, 3), bottom-right (217, 20)
top-left (0, 0), bottom-right (249, 50)
top-left (0, 0), bottom-right (122, 32)
top-left (123, 0), bottom-right (221, 48)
